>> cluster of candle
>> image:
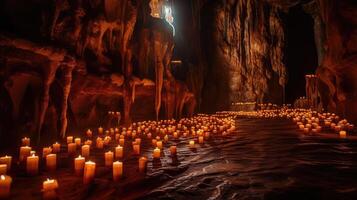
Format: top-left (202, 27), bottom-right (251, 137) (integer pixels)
top-left (0, 112), bottom-right (237, 198)
top-left (234, 107), bottom-right (355, 138)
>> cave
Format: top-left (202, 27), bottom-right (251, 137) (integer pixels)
top-left (285, 4), bottom-right (318, 104)
top-left (0, 0), bottom-right (357, 199)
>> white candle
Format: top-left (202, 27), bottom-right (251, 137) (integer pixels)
top-left (46, 154), bottom-right (56, 171)
top-left (156, 141), bottom-right (163, 149)
top-left (0, 165), bottom-right (6, 175)
top-left (83, 161), bottom-right (96, 184)
top-left (26, 154), bottom-right (39, 175)
top-left (189, 140), bottom-right (195, 149)
top-left (153, 147), bottom-right (160, 159)
top-left (133, 143), bottom-right (140, 155)
top-left (98, 127), bottom-right (104, 135)
top-left (67, 136), bottom-right (73, 144)
top-left (96, 137), bottom-right (103, 149)
top-left (0, 175), bottom-right (12, 198)
top-left (74, 156), bottom-right (85, 175)
top-left (104, 151), bottom-right (114, 167)
top-left (19, 146), bottom-right (31, 162)
top-left (198, 136), bottom-right (204, 144)
top-left (67, 143), bottom-right (77, 154)
top-left (42, 147), bottom-right (52, 158)
top-left (81, 145), bottom-right (90, 158)
top-left (52, 143), bottom-right (61, 153)
top-left (86, 129), bottom-right (93, 138)
top-left (170, 146), bottom-right (177, 156)
top-left (113, 161), bottom-right (123, 181)
top-left (22, 137), bottom-right (30, 146)
top-left (0, 156), bottom-right (12, 172)
top-left (42, 178), bottom-right (58, 199)
top-left (119, 138), bottom-right (125, 146)
top-left (138, 157), bottom-right (148, 173)
top-left (75, 138), bottom-right (81, 146)
top-left (115, 146), bottom-right (123, 159)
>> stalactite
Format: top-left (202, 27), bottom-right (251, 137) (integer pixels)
top-left (37, 62), bottom-right (58, 143)
top-left (59, 62), bottom-right (75, 138)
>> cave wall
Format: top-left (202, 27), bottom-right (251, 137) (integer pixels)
top-left (0, 0), bottom-right (196, 146)
top-left (315, 0), bottom-right (357, 123)
top-left (200, 0), bottom-right (287, 112)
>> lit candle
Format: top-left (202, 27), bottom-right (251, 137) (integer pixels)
top-left (173, 132), bottom-right (178, 138)
top-left (164, 135), bottom-right (169, 142)
top-left (84, 140), bottom-right (92, 146)
top-left (19, 146), bottom-right (31, 162)
top-left (133, 143), bottom-right (140, 155)
top-left (104, 151), bottom-right (114, 167)
top-left (96, 137), bottom-right (103, 149)
top-left (22, 137), bottom-right (30, 146)
top-left (74, 156), bottom-right (85, 175)
top-left (52, 143), bottom-right (61, 153)
top-left (0, 165), bottom-right (6, 175)
top-left (153, 147), bottom-right (160, 159)
top-left (198, 136), bottom-right (204, 144)
top-left (156, 141), bottom-right (163, 149)
top-left (135, 138), bottom-right (141, 145)
top-left (138, 157), bottom-right (148, 173)
top-left (113, 161), bottom-right (123, 181)
top-left (42, 147), bottom-right (52, 158)
top-left (119, 138), bottom-right (125, 146)
top-left (0, 156), bottom-right (12, 172)
top-left (42, 178), bottom-right (58, 199)
top-left (81, 145), bottom-right (90, 158)
top-left (83, 161), bottom-right (96, 184)
top-left (67, 136), bottom-right (73, 144)
top-left (115, 146), bottom-right (123, 159)
top-left (151, 139), bottom-right (157, 147)
top-left (170, 146), bottom-right (177, 156)
top-left (104, 136), bottom-right (111, 146)
top-left (189, 140), bottom-right (195, 149)
top-left (0, 175), bottom-right (12, 198)
top-left (26, 154), bottom-right (39, 175)
top-left (86, 129), bottom-right (93, 138)
top-left (67, 143), bottom-right (77, 154)
top-left (98, 127), bottom-right (103, 135)
top-left (46, 154), bottom-right (56, 171)
top-left (75, 138), bottom-right (81, 146)
top-left (339, 131), bottom-right (347, 138)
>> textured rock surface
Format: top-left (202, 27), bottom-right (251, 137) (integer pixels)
top-left (315, 0), bottom-right (357, 123)
top-left (0, 0), bottom-right (195, 145)
top-left (200, 0), bottom-right (287, 112)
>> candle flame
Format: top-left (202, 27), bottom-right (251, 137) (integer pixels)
top-left (0, 175), bottom-right (5, 180)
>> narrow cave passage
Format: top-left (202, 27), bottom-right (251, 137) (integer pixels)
top-left (285, 5), bottom-right (318, 104)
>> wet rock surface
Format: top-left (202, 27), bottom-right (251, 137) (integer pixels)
top-left (7, 118), bottom-right (357, 200)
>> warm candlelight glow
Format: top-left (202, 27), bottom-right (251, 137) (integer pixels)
top-left (19, 146), bottom-right (31, 162)
top-left (113, 161), bottom-right (123, 181)
top-left (138, 157), bottom-right (148, 173)
top-left (42, 178), bottom-right (58, 199)
top-left (46, 154), bottom-right (57, 171)
top-left (81, 145), bottom-right (90, 158)
top-left (52, 142), bottom-right (61, 153)
top-left (83, 161), bottom-right (96, 184)
top-left (26, 154), bottom-right (39, 176)
top-left (74, 155), bottom-right (85, 175)
top-left (0, 156), bottom-right (12, 172)
top-left (0, 175), bottom-right (12, 198)
top-left (115, 145), bottom-right (123, 159)
top-left (153, 147), bottom-right (161, 159)
top-left (104, 151), bottom-right (114, 167)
